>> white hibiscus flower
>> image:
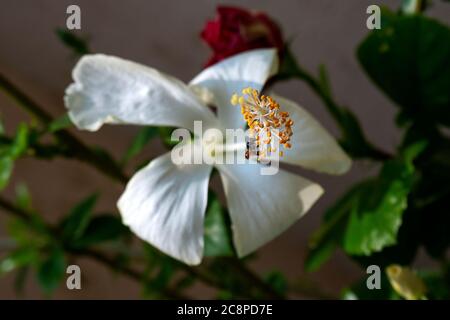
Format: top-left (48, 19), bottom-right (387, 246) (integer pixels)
top-left (64, 49), bottom-right (351, 265)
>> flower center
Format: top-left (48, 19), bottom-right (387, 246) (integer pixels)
top-left (231, 88), bottom-right (293, 160)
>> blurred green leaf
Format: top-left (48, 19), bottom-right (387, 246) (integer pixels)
top-left (72, 214), bottom-right (128, 248)
top-left (419, 269), bottom-right (450, 300)
top-left (174, 274), bottom-right (196, 291)
top-left (48, 114), bottom-right (72, 133)
top-left (0, 248), bottom-right (37, 275)
top-left (204, 193), bottom-right (235, 257)
top-left (264, 271), bottom-right (288, 296)
top-left (148, 259), bottom-right (175, 290)
top-left (36, 248), bottom-right (66, 294)
top-left (401, 0), bottom-right (429, 14)
top-left (61, 194), bottom-right (98, 241)
top-left (0, 157), bottom-right (13, 190)
top-left (122, 127), bottom-right (158, 165)
top-left (14, 266), bottom-right (29, 296)
top-left (15, 183), bottom-right (32, 211)
top-left (358, 10), bottom-right (450, 126)
top-left (56, 28), bottom-right (90, 55)
top-left (9, 124), bottom-right (28, 158)
top-left (158, 126), bottom-right (183, 149)
top-left (216, 290), bottom-right (234, 300)
top-left (342, 273), bottom-right (400, 300)
top-left (7, 214), bottom-right (49, 249)
top-left (304, 237), bottom-right (337, 273)
top-left (0, 124), bottom-right (29, 190)
top-left (417, 195), bottom-right (450, 258)
top-left (406, 137), bottom-right (450, 258)
top-left (338, 107), bottom-right (388, 160)
top-left (317, 64), bottom-right (331, 97)
top-left (305, 184), bottom-right (354, 272)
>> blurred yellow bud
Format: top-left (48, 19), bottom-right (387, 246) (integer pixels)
top-left (386, 264), bottom-right (427, 300)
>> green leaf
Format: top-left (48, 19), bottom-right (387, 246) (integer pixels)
top-left (36, 248), bottom-right (66, 294)
top-left (0, 248), bottom-right (37, 275)
top-left (204, 193), bottom-right (235, 257)
top-left (72, 214), bottom-right (128, 248)
top-left (306, 157), bottom-right (416, 270)
top-left (343, 160), bottom-right (415, 255)
top-left (14, 266), bottom-right (29, 296)
top-left (148, 259), bottom-right (175, 290)
top-left (15, 183), bottom-right (32, 211)
top-left (61, 194), bottom-right (98, 241)
top-left (419, 269), bottom-right (450, 300)
top-left (417, 195), bottom-right (450, 258)
top-left (318, 64), bottom-right (332, 97)
top-left (305, 238), bottom-right (338, 273)
top-left (413, 137), bottom-right (450, 258)
top-left (401, 0), bottom-right (429, 14)
top-left (358, 11), bottom-right (450, 126)
top-left (48, 114), bottom-right (72, 132)
top-left (338, 108), bottom-right (387, 160)
top-left (9, 124), bottom-right (29, 158)
top-left (174, 275), bottom-right (196, 291)
top-left (122, 127), bottom-right (158, 165)
top-left (305, 182), bottom-right (362, 272)
top-left (0, 157), bottom-right (13, 190)
top-left (0, 117), bottom-right (4, 135)
top-left (0, 124), bottom-right (29, 190)
top-left (342, 273), bottom-right (400, 300)
top-left (264, 271), bottom-right (288, 296)
top-left (158, 127), bottom-right (185, 149)
top-left (55, 28), bottom-right (90, 55)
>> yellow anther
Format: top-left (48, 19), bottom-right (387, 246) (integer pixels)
top-left (242, 87), bottom-right (252, 95)
top-left (232, 88), bottom-right (294, 160)
top-left (230, 94), bottom-right (239, 105)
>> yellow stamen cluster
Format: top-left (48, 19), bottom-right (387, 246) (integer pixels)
top-left (231, 87), bottom-right (294, 160)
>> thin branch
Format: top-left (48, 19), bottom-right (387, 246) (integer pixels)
top-left (0, 71), bottom-right (127, 183)
top-left (294, 66), bottom-right (392, 161)
top-left (221, 257), bottom-right (284, 299)
top-left (269, 51), bottom-right (392, 161)
top-left (78, 248), bottom-right (187, 299)
top-left (0, 72), bottom-right (53, 123)
top-left (0, 70), bottom-right (308, 299)
top-left (0, 196), bottom-right (184, 299)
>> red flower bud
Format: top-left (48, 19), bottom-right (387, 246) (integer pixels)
top-left (201, 6), bottom-right (284, 66)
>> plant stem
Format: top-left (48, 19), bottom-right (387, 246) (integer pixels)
top-left (221, 257), bottom-right (284, 299)
top-left (0, 72), bottom-right (127, 184)
top-left (272, 50), bottom-right (392, 161)
top-left (0, 70), bottom-right (325, 299)
top-left (78, 248), bottom-right (187, 299)
top-left (0, 196), bottom-right (184, 299)
top-left (296, 65), bottom-right (391, 161)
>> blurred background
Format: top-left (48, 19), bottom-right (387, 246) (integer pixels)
top-left (0, 0), bottom-right (449, 299)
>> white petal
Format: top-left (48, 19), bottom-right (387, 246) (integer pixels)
top-left (217, 163), bottom-right (323, 257)
top-left (65, 54), bottom-right (217, 132)
top-left (274, 94), bottom-right (352, 175)
top-left (117, 151), bottom-right (212, 265)
top-left (190, 49), bottom-right (279, 130)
